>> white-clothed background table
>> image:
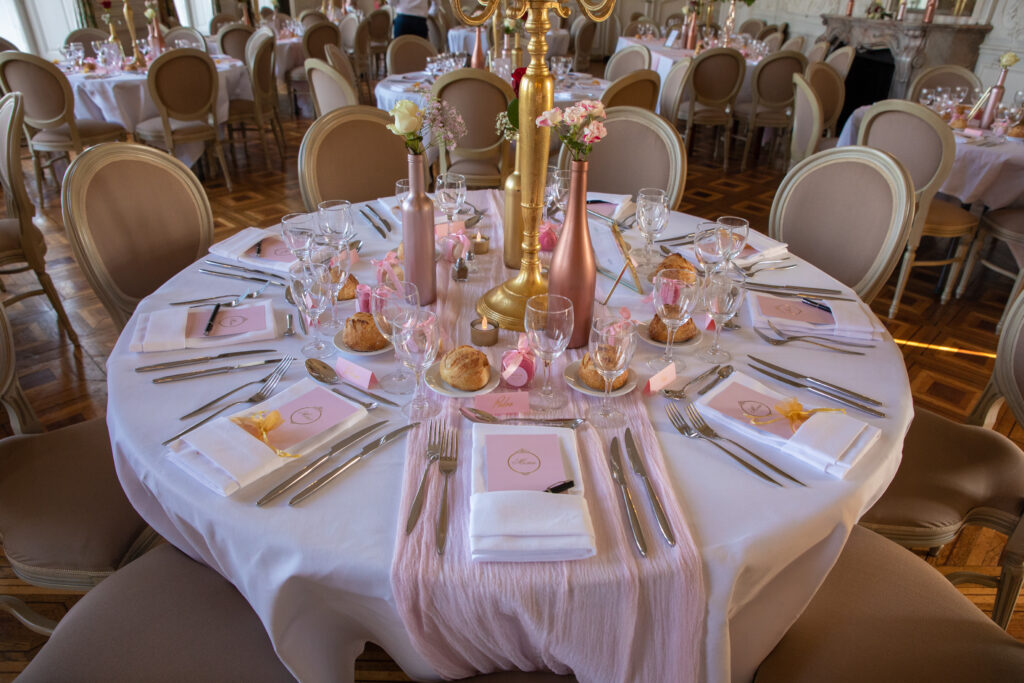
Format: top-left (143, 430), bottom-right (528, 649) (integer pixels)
top-left (447, 27), bottom-right (570, 57)
top-left (207, 34), bottom-right (304, 82)
top-left (107, 191), bottom-right (910, 682)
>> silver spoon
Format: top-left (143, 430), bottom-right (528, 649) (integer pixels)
top-left (661, 364), bottom-right (721, 400)
top-left (304, 358), bottom-right (379, 410)
top-left (697, 365), bottom-right (734, 395)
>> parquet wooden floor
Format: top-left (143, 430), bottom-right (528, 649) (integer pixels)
top-left (1, 100), bottom-right (1022, 681)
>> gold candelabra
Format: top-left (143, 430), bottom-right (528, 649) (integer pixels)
top-left (449, 0), bottom-right (617, 330)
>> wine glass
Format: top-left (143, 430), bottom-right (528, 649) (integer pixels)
top-left (289, 261), bottom-right (332, 358)
top-left (650, 268), bottom-right (701, 371)
top-left (918, 88), bottom-right (934, 108)
top-left (435, 172), bottom-right (466, 229)
top-left (693, 222), bottom-right (727, 276)
top-left (587, 317), bottom-right (637, 429)
top-left (717, 216), bottom-right (749, 265)
top-left (317, 200), bottom-right (353, 247)
top-left (281, 212), bottom-right (315, 262)
top-left (524, 294), bottom-right (574, 411)
top-left (395, 179), bottom-right (410, 226)
top-left (552, 169), bottom-right (572, 222)
top-left (699, 269), bottom-right (746, 363)
top-left (954, 85), bottom-right (969, 105)
top-left (309, 244), bottom-right (352, 339)
top-left (543, 165), bottom-right (558, 223)
top-left (136, 39), bottom-right (152, 66)
top-left (370, 282), bottom-right (420, 394)
top-left (635, 187), bottom-right (669, 270)
top-left (392, 310), bottom-right (441, 420)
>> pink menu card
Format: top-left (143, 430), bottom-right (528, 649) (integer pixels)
top-left (704, 382), bottom-right (795, 440)
top-left (185, 304), bottom-right (268, 338)
top-left (259, 386), bottom-right (360, 449)
top-left (243, 236), bottom-right (295, 263)
top-left (756, 294), bottom-right (834, 326)
top-left (484, 433), bottom-right (566, 492)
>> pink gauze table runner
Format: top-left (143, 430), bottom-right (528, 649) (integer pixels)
top-left (390, 190), bottom-right (707, 681)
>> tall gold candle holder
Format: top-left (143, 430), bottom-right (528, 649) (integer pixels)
top-left (123, 2), bottom-right (144, 68)
top-left (449, 0), bottom-right (617, 331)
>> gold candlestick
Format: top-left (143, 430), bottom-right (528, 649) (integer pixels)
top-left (123, 2), bottom-right (143, 68)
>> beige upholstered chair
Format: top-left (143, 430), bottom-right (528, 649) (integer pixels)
top-left (0, 37), bottom-right (17, 52)
top-left (386, 34), bottom-right (437, 75)
top-left (299, 9), bottom-right (329, 28)
top-left (762, 32), bottom-right (783, 53)
top-left (824, 44), bottom-right (854, 79)
top-left (739, 18), bottom-right (766, 38)
top-left (339, 13), bottom-right (359, 55)
top-left (805, 40), bottom-right (829, 64)
top-left (227, 29), bottom-right (285, 170)
top-left (557, 106), bottom-right (687, 210)
top-left (426, 14), bottom-right (446, 52)
top-left (957, 209), bottom-right (1024, 332)
top-left (0, 93), bottom-right (78, 344)
top-left (164, 26), bottom-right (207, 51)
top-left (367, 9), bottom-right (392, 76)
top-left (325, 42), bottom-right (358, 89)
top-left (63, 28), bottom-right (107, 58)
top-left (571, 20), bottom-right (596, 72)
top-left (18, 544), bottom-right (297, 682)
top-left (600, 69), bottom-right (660, 111)
top-left (804, 62), bottom-right (844, 136)
top-left (788, 73), bottom-right (835, 169)
top-left (780, 35), bottom-right (804, 53)
top-left (859, 290), bottom-right (1024, 630)
top-left (0, 299), bottom-right (157, 635)
top-left (0, 51), bottom-right (126, 205)
top-left (622, 19), bottom-right (658, 37)
top-left (287, 21), bottom-right (342, 116)
top-left (856, 99), bottom-right (976, 317)
top-left (61, 142), bottom-right (214, 330)
top-left (907, 64), bottom-right (983, 104)
top-left (298, 105), bottom-right (407, 209)
top-left (209, 12), bottom-right (236, 35)
top-left (136, 48), bottom-right (232, 191)
top-left (769, 146), bottom-right (914, 303)
top-left (351, 18), bottom-right (374, 87)
top-left (305, 58), bottom-right (359, 117)
top-left (756, 25), bottom-right (778, 41)
top-left (735, 50), bottom-right (807, 171)
top-left (430, 68), bottom-right (514, 187)
top-left (657, 57), bottom-right (692, 123)
top-left (754, 526), bottom-right (1024, 682)
top-left (604, 44), bottom-right (650, 82)
top-left (678, 47), bottom-right (746, 171)
top-left (216, 22), bottom-right (255, 61)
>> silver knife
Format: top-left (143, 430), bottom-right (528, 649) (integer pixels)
top-left (366, 204), bottom-right (393, 233)
top-left (359, 209), bottom-right (388, 239)
top-left (256, 420), bottom-right (388, 506)
top-left (655, 234), bottom-right (696, 243)
top-left (747, 364), bottom-right (886, 418)
top-left (744, 283), bottom-right (843, 295)
top-left (624, 428), bottom-right (675, 547)
top-left (338, 380), bottom-right (400, 407)
top-left (610, 437), bottom-right (647, 557)
top-left (289, 423), bottom-right (419, 505)
top-left (747, 355), bottom-right (884, 407)
top-left (198, 269), bottom-right (286, 286)
top-left (152, 358), bottom-right (282, 384)
top-left (203, 260), bottom-right (288, 281)
top-left (745, 287), bottom-right (856, 303)
top-left (135, 349), bottom-right (277, 372)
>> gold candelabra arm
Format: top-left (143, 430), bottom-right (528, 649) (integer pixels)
top-left (448, 0), bottom-right (502, 26)
top-left (574, 0), bottom-right (616, 22)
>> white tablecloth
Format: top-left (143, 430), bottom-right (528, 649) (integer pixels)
top-left (208, 34), bottom-right (304, 82)
top-left (107, 190), bottom-right (910, 682)
top-left (68, 59), bottom-right (252, 167)
top-left (447, 27), bottom-right (570, 57)
top-left (838, 105), bottom-right (1024, 211)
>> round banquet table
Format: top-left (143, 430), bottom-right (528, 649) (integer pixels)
top-left (107, 190), bottom-right (910, 683)
top-left (446, 27), bottom-right (570, 57)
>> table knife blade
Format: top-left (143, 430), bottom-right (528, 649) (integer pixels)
top-left (610, 438), bottom-right (647, 557)
top-left (135, 349), bottom-right (277, 372)
top-left (747, 355), bottom-right (884, 407)
top-left (339, 381), bottom-right (400, 407)
top-left (747, 364), bottom-right (886, 418)
top-left (359, 209), bottom-right (388, 239)
top-left (152, 358), bottom-right (283, 384)
top-left (624, 428), bottom-right (675, 547)
top-left (197, 269), bottom-right (285, 286)
top-left (203, 259), bottom-right (288, 281)
top-left (366, 204), bottom-right (393, 233)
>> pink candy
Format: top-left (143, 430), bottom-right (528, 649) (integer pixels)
top-left (355, 283), bottom-right (371, 313)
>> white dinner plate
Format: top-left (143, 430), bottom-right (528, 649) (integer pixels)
top-left (563, 360), bottom-right (637, 398)
top-left (332, 329), bottom-right (393, 357)
top-left (636, 321), bottom-right (703, 349)
top-left (425, 360), bottom-right (500, 398)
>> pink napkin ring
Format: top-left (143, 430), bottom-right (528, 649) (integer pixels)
top-left (501, 334), bottom-right (536, 388)
top-left (355, 283), bottom-right (372, 313)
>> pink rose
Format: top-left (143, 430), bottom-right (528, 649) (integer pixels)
top-left (579, 100), bottom-right (605, 118)
top-left (563, 105), bottom-right (586, 125)
top-left (581, 120), bottom-right (606, 143)
top-left (535, 107), bottom-right (562, 127)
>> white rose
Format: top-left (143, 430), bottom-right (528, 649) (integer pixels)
top-left (563, 105), bottom-right (585, 125)
top-left (387, 100), bottom-right (423, 136)
top-left (1000, 52), bottom-right (1019, 69)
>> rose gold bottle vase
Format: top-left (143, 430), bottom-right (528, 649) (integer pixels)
top-left (547, 160), bottom-right (595, 349)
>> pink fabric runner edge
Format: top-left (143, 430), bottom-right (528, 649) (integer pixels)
top-left (389, 190), bottom-right (706, 681)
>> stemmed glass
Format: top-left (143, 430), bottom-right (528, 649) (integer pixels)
top-left (317, 200), bottom-right (354, 247)
top-left (370, 282), bottom-right (420, 394)
top-left (635, 187), bottom-right (669, 270)
top-left (524, 294), bottom-right (574, 411)
top-left (435, 172), bottom-right (466, 228)
top-left (543, 165), bottom-right (558, 223)
top-left (699, 269), bottom-right (746, 363)
top-left (392, 310), bottom-right (441, 420)
top-left (695, 217), bottom-right (749, 277)
top-left (552, 169), bottom-right (572, 222)
top-left (650, 268), bottom-right (701, 371)
top-left (587, 317), bottom-right (637, 429)
top-left (281, 212), bottom-right (315, 262)
top-left (309, 244), bottom-right (352, 340)
top-left (289, 261), bottom-right (332, 358)
top-left (395, 179), bottom-right (410, 226)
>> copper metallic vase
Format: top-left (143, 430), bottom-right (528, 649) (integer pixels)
top-left (684, 13), bottom-right (698, 50)
top-left (547, 160), bottom-right (595, 349)
top-left (401, 154), bottom-right (436, 305)
top-left (471, 26), bottom-right (486, 69)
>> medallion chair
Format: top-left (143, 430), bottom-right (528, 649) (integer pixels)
top-left (63, 28), bottom-right (107, 58)
top-left (558, 106), bottom-right (687, 210)
top-left (352, 18), bottom-right (374, 89)
top-left (164, 26), bottom-right (207, 51)
top-left (298, 105), bottom-right (407, 209)
top-left (656, 57), bottom-right (692, 123)
top-left (859, 290), bottom-right (1024, 631)
top-left (739, 18), bottom-right (766, 38)
top-left (0, 37), bottom-right (17, 52)
top-left (956, 209), bottom-right (1024, 332)
top-left (824, 45), bottom-right (854, 80)
top-left (0, 93), bottom-right (78, 344)
top-left (788, 73), bottom-right (836, 170)
top-left (0, 51), bottom-right (126, 206)
top-left (622, 19), bottom-right (658, 38)
top-left (386, 34), bottom-right (437, 75)
top-left (804, 61), bottom-right (844, 137)
top-left (600, 69), bottom-right (660, 111)
top-left (571, 20), bottom-right (596, 73)
top-left (0, 303), bottom-right (157, 637)
top-left (209, 12), bottom-right (236, 36)
top-left (753, 526), bottom-right (1024, 682)
top-left (367, 8), bottom-right (392, 78)
top-left (907, 64), bottom-right (983, 104)
top-left (216, 22), bottom-right (255, 61)
top-left (735, 50), bottom-right (807, 171)
top-left (768, 146), bottom-right (914, 304)
top-left (677, 47), bottom-right (746, 171)
top-left (305, 58), bottom-right (360, 117)
top-left (430, 68), bottom-right (515, 187)
top-left (325, 42), bottom-right (359, 89)
top-left (805, 40), bottom-right (829, 64)
top-left (856, 99), bottom-right (977, 318)
top-left (288, 21), bottom-right (342, 116)
top-left (762, 32), bottom-right (783, 53)
top-left (227, 29), bottom-right (285, 170)
top-left (756, 25), bottom-right (778, 41)
top-left (136, 48), bottom-right (232, 191)
top-left (61, 142), bottom-right (214, 331)
top-left (779, 36), bottom-right (804, 53)
top-left (299, 9), bottom-right (329, 28)
top-left (603, 43), bottom-right (650, 82)
top-left (426, 14), bottom-right (446, 52)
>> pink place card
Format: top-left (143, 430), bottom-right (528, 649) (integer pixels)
top-left (185, 305), bottom-right (268, 338)
top-left (261, 386), bottom-right (361, 449)
top-left (334, 355), bottom-right (377, 389)
top-left (434, 220), bottom-right (466, 238)
top-left (756, 294), bottom-right (834, 326)
top-left (588, 201), bottom-right (617, 217)
top-left (484, 433), bottom-right (567, 492)
top-left (645, 363), bottom-right (676, 394)
top-left (244, 236), bottom-right (295, 263)
top-left (705, 382), bottom-right (794, 440)
top-left (474, 391), bottom-right (530, 416)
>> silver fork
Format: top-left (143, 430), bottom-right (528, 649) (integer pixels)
top-left (435, 428), bottom-right (458, 555)
top-left (179, 372), bottom-right (274, 420)
top-left (753, 327), bottom-right (866, 356)
top-left (766, 320), bottom-right (876, 349)
top-left (405, 421), bottom-right (444, 535)
top-left (665, 404), bottom-right (782, 486)
top-left (685, 404), bottom-right (806, 487)
top-left (162, 356), bottom-right (294, 445)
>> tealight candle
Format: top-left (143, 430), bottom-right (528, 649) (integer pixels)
top-left (471, 229), bottom-right (490, 255)
top-left (470, 317), bottom-right (499, 346)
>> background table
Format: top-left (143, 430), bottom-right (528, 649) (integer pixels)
top-left (447, 27), bottom-right (570, 57)
top-left (207, 34), bottom-right (304, 83)
top-left (106, 191), bottom-right (910, 682)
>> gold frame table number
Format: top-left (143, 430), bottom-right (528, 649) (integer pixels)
top-left (449, 0), bottom-right (617, 332)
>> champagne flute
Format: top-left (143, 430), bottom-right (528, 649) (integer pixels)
top-left (699, 269), bottom-right (746, 363)
top-left (281, 212), bottom-right (315, 262)
top-left (395, 179), bottom-right (410, 226)
top-left (393, 310), bottom-right (441, 420)
top-left (370, 282), bottom-right (419, 394)
top-left (636, 187), bottom-right (669, 269)
top-left (317, 200), bottom-right (353, 247)
top-left (651, 268), bottom-right (700, 371)
top-left (289, 261), bottom-right (332, 358)
top-left (435, 172), bottom-right (466, 229)
top-left (587, 317), bottom-right (637, 429)
top-left (524, 294), bottom-right (573, 411)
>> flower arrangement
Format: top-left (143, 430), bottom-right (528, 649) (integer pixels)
top-left (865, 1), bottom-right (892, 19)
top-left (1000, 52), bottom-right (1019, 69)
top-left (100, 0), bottom-right (113, 25)
top-left (495, 67), bottom-right (526, 142)
top-left (503, 18), bottom-right (523, 35)
top-left (387, 98), bottom-right (466, 156)
top-left (536, 101), bottom-right (607, 161)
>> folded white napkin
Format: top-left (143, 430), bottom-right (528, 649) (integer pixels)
top-left (587, 192), bottom-right (634, 223)
top-left (733, 231), bottom-right (789, 268)
top-left (129, 300), bottom-right (278, 353)
top-left (208, 226), bottom-right (297, 275)
top-left (167, 378), bottom-right (368, 496)
top-left (469, 423), bottom-right (596, 562)
top-left (696, 371), bottom-right (880, 479)
top-left (747, 293), bottom-right (885, 342)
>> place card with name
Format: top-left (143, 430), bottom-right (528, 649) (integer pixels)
top-left (334, 355), bottom-right (377, 389)
top-left (474, 390), bottom-right (530, 416)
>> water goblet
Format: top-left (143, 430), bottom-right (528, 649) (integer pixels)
top-left (435, 172), bottom-right (466, 228)
top-left (587, 317), bottom-right (637, 429)
top-left (717, 216), bottom-right (750, 265)
top-left (281, 212), bottom-right (315, 262)
top-left (308, 244), bottom-right (352, 339)
top-left (370, 282), bottom-right (420, 394)
top-left (395, 179), bottom-right (410, 225)
top-left (693, 222), bottom-right (727, 276)
top-left (698, 269), bottom-right (746, 363)
top-left (635, 187), bottom-right (669, 270)
top-left (918, 88), bottom-right (934, 109)
top-left (954, 85), bottom-right (969, 104)
top-left (552, 168), bottom-right (572, 221)
top-left (524, 294), bottom-right (574, 411)
top-left (289, 261), bottom-right (332, 358)
top-left (393, 310), bottom-right (441, 420)
top-left (650, 268), bottom-right (700, 371)
top-left (317, 200), bottom-right (354, 247)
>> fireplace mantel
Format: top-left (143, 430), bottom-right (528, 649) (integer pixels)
top-left (819, 16), bottom-right (992, 98)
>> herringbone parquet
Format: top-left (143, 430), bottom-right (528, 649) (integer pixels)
top-left (1, 93), bottom-right (1021, 682)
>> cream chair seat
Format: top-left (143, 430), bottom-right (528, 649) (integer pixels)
top-left (805, 40), bottom-right (828, 64)
top-left (604, 43), bottom-right (651, 82)
top-left (677, 47), bottom-right (746, 171)
top-left (734, 50), bottom-right (807, 171)
top-left (287, 21), bottom-right (341, 116)
top-left (600, 69), bottom-right (660, 111)
top-left (957, 209), bottom-right (1024, 332)
top-left (305, 58), bottom-right (360, 117)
